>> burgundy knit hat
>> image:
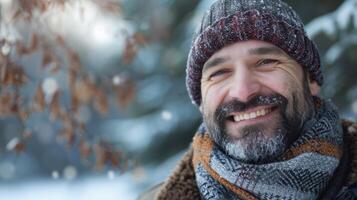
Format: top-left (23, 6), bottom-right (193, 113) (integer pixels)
top-left (186, 0), bottom-right (323, 106)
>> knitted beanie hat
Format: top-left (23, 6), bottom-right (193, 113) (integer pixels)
top-left (186, 0), bottom-right (323, 106)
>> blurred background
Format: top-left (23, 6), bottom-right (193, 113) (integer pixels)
top-left (0, 0), bottom-right (356, 199)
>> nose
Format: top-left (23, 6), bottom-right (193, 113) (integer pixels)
top-left (228, 67), bottom-right (261, 102)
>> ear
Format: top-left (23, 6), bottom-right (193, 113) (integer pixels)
top-left (308, 80), bottom-right (320, 96)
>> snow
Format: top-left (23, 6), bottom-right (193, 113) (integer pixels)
top-left (325, 34), bottom-right (357, 64)
top-left (0, 149), bottom-right (185, 200)
top-left (0, 176), bottom-right (137, 200)
top-left (306, 0), bottom-right (357, 38)
top-left (306, 0), bottom-right (357, 64)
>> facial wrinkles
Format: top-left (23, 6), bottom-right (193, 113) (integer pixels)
top-left (201, 66), bottom-right (233, 113)
top-left (271, 60), bottom-right (306, 116)
top-left (201, 81), bottom-right (220, 113)
top-left (275, 67), bottom-right (302, 87)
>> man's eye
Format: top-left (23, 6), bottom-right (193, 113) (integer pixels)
top-left (209, 69), bottom-right (229, 78)
top-left (257, 59), bottom-right (279, 66)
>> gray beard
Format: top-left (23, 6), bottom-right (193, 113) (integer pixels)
top-left (206, 122), bottom-right (288, 164)
top-left (203, 90), bottom-right (315, 164)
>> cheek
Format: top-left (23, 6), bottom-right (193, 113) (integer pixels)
top-left (256, 72), bottom-right (291, 97)
top-left (256, 65), bottom-right (304, 97)
top-left (257, 68), bottom-right (308, 120)
top-left (274, 66), bottom-right (304, 89)
top-left (201, 82), bottom-right (228, 113)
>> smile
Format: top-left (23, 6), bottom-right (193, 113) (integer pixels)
top-left (229, 107), bottom-right (275, 123)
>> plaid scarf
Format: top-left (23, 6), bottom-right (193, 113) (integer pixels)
top-left (193, 99), bottom-right (354, 200)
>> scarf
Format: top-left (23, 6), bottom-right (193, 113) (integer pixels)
top-left (193, 99), bottom-right (354, 200)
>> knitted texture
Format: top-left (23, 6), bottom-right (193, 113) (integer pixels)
top-left (138, 121), bottom-right (357, 199)
top-left (186, 0), bottom-right (323, 105)
top-left (192, 100), bottom-right (356, 200)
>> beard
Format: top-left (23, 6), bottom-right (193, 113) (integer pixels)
top-left (202, 83), bottom-right (315, 164)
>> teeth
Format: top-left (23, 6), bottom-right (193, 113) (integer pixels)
top-left (243, 113), bottom-right (249, 120)
top-left (261, 109), bottom-right (266, 116)
top-left (233, 108), bottom-right (271, 122)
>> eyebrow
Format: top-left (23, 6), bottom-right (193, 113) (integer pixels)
top-left (202, 57), bottom-right (228, 72)
top-left (202, 46), bottom-right (286, 72)
top-left (248, 46), bottom-right (285, 56)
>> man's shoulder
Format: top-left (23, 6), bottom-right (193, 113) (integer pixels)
top-left (342, 119), bottom-right (357, 186)
top-left (136, 148), bottom-right (200, 200)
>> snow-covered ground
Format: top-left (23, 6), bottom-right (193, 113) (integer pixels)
top-left (0, 174), bottom-right (139, 200)
top-left (0, 150), bottom-right (185, 200)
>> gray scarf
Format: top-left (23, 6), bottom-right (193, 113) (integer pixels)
top-left (193, 100), bottom-right (354, 200)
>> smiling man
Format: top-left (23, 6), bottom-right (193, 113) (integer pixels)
top-left (138, 0), bottom-right (357, 200)
top-left (200, 40), bottom-right (316, 165)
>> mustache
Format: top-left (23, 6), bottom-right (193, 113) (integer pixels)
top-left (215, 94), bottom-right (288, 122)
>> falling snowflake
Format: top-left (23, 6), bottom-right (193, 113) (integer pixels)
top-left (52, 171), bottom-right (60, 179)
top-left (161, 110), bottom-right (172, 121)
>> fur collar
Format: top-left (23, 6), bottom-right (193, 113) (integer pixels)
top-left (342, 120), bottom-right (357, 186)
top-left (151, 120), bottom-right (357, 200)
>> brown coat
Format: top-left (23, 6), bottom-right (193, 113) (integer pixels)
top-left (138, 120), bottom-right (357, 200)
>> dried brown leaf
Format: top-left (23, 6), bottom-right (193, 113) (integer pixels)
top-left (18, 0), bottom-right (49, 14)
top-left (95, 1), bottom-right (122, 13)
top-left (68, 51), bottom-right (81, 72)
top-left (37, 1), bottom-right (48, 12)
top-left (78, 122), bottom-right (86, 133)
top-left (55, 35), bottom-right (66, 47)
top-left (50, 91), bottom-right (62, 121)
top-left (50, 63), bottom-right (60, 74)
top-left (108, 151), bottom-right (121, 167)
top-left (33, 85), bottom-right (45, 112)
top-left (116, 79), bottom-right (136, 108)
top-left (18, 110), bottom-right (30, 120)
top-left (79, 140), bottom-right (91, 159)
top-left (122, 39), bottom-right (137, 65)
top-left (10, 102), bottom-right (19, 113)
top-left (18, 0), bottom-right (35, 14)
top-left (60, 128), bottom-right (75, 146)
top-left (55, 0), bottom-right (67, 10)
top-left (71, 94), bottom-right (79, 113)
top-left (94, 143), bottom-right (122, 170)
top-left (42, 51), bottom-right (54, 68)
top-left (2, 67), bottom-right (27, 86)
top-left (0, 92), bottom-right (14, 116)
top-left (29, 34), bottom-right (38, 52)
top-left (15, 34), bottom-right (39, 55)
top-left (132, 33), bottom-right (148, 46)
top-left (62, 112), bottom-right (72, 129)
top-left (94, 144), bottom-right (106, 170)
top-left (16, 43), bottom-right (30, 55)
top-left (93, 89), bottom-right (108, 115)
top-left (68, 69), bottom-right (77, 91)
top-left (74, 79), bottom-right (94, 104)
top-left (6, 138), bottom-right (26, 154)
top-left (0, 63), bottom-right (26, 86)
top-left (11, 10), bottom-right (22, 21)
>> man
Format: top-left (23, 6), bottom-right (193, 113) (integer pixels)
top-left (138, 0), bottom-right (357, 199)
